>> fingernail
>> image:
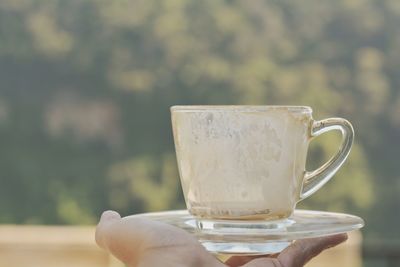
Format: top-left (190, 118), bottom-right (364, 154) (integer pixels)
top-left (100, 210), bottom-right (121, 222)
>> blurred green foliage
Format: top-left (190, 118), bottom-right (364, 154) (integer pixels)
top-left (0, 0), bottom-right (399, 242)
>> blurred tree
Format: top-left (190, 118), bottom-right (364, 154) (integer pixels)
top-left (0, 0), bottom-right (399, 243)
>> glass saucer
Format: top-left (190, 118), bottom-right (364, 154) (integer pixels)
top-left (129, 209), bottom-right (364, 255)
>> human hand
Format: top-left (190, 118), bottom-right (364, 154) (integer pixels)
top-left (96, 210), bottom-right (347, 267)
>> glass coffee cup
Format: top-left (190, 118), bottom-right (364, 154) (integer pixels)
top-left (171, 106), bottom-right (353, 221)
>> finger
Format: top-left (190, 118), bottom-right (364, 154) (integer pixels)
top-left (95, 210), bottom-right (121, 249)
top-left (278, 233), bottom-right (348, 267)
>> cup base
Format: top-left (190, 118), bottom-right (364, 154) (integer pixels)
top-left (190, 209), bottom-right (292, 221)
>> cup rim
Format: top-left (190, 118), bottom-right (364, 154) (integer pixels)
top-left (170, 105), bottom-right (312, 113)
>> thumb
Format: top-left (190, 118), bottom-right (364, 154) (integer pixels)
top-left (236, 234), bottom-right (348, 267)
top-left (278, 234), bottom-right (348, 267)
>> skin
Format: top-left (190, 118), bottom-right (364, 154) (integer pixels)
top-left (96, 210), bottom-right (348, 267)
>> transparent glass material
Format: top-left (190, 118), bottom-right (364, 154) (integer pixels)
top-left (130, 210), bottom-right (364, 255)
top-left (171, 106), bottom-right (354, 220)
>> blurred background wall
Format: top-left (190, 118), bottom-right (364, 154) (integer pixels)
top-left (0, 0), bottom-right (399, 266)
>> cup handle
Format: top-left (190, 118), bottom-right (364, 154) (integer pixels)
top-left (300, 118), bottom-right (354, 200)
